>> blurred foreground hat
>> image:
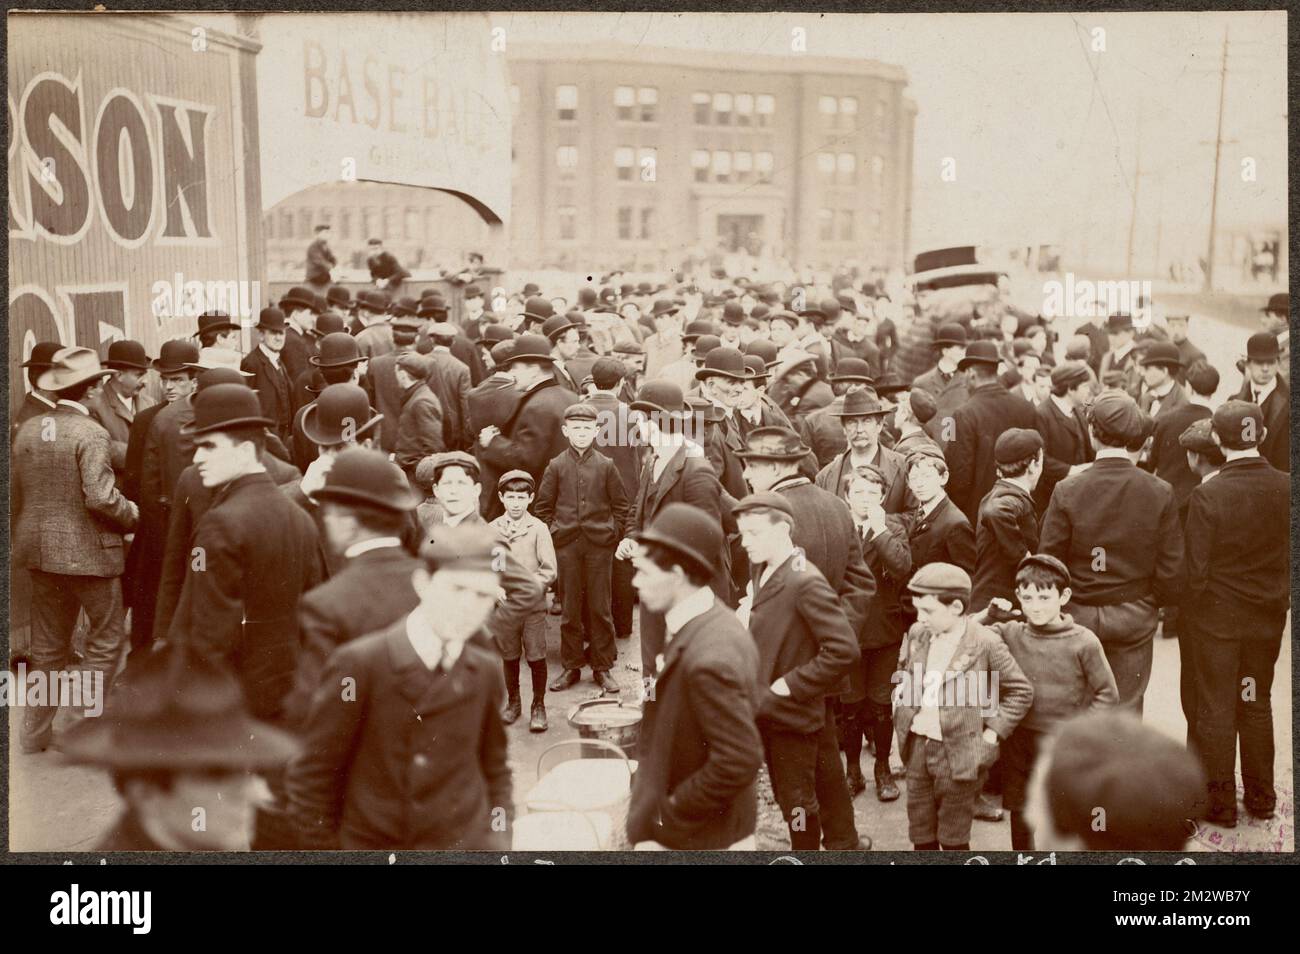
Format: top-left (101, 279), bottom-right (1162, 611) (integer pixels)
top-left (633, 502), bottom-right (723, 578)
top-left (312, 446), bottom-right (416, 511)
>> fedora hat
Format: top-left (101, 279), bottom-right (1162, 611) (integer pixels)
top-left (695, 346), bottom-right (748, 381)
top-left (301, 383), bottom-right (383, 447)
top-left (279, 286), bottom-right (318, 313)
top-left (311, 446), bottom-right (417, 511)
top-left (182, 383), bottom-right (273, 435)
top-left (1262, 292), bottom-right (1288, 315)
top-left (494, 333), bottom-right (557, 368)
top-left (37, 347), bottom-right (114, 391)
top-left (21, 341), bottom-right (63, 369)
top-left (831, 389), bottom-right (894, 418)
top-left (650, 299), bottom-right (681, 319)
top-left (197, 310), bottom-right (240, 335)
top-left (633, 502), bottom-right (724, 578)
top-left (60, 647), bottom-right (298, 771)
top-left (256, 307), bottom-right (287, 332)
top-left (1138, 341), bottom-right (1183, 368)
top-left (734, 425), bottom-right (811, 462)
top-left (629, 380), bottom-right (687, 417)
top-left (104, 339), bottom-right (152, 371)
top-left (931, 323), bottom-right (968, 348)
top-left (541, 313), bottom-right (579, 342)
top-left (828, 358), bottom-right (874, 384)
top-left (957, 340), bottom-right (1001, 370)
top-left (152, 339), bottom-right (201, 374)
top-left (1245, 331), bottom-right (1282, 362)
top-left (310, 332), bottom-right (363, 368)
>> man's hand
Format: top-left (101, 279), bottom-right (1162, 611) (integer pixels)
top-left (300, 453), bottom-right (335, 499)
top-left (865, 502), bottom-right (889, 535)
top-left (615, 537), bottom-right (637, 560)
top-left (478, 425), bottom-right (500, 448)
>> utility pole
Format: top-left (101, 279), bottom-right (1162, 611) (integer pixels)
top-left (1125, 105), bottom-right (1142, 277)
top-left (1204, 25), bottom-right (1229, 291)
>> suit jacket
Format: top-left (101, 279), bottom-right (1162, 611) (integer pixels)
top-left (467, 373), bottom-right (522, 436)
top-left (285, 544), bottom-right (423, 727)
top-left (479, 378), bottom-right (574, 489)
top-left (287, 621), bottom-right (511, 850)
top-left (282, 327), bottom-right (315, 387)
top-left (366, 350), bottom-right (406, 453)
top-left (943, 382), bottom-right (1037, 522)
top-left (141, 394), bottom-right (196, 508)
top-left (13, 406), bottom-right (138, 576)
top-left (1145, 402), bottom-right (1211, 512)
top-left (857, 515), bottom-right (913, 651)
top-left (240, 348), bottom-right (294, 441)
top-left (1099, 345), bottom-right (1141, 397)
top-left (121, 401), bottom-right (167, 504)
top-left (799, 403), bottom-right (848, 468)
top-left (87, 386), bottom-right (155, 481)
top-left (702, 418), bottom-right (749, 500)
top-left (1138, 380), bottom-right (1188, 419)
top-left (395, 382), bottom-right (445, 480)
top-left (427, 349), bottom-right (472, 450)
top-left (627, 601), bottom-right (763, 849)
top-left (1040, 456), bottom-right (1183, 607)
top-left (631, 443), bottom-right (727, 674)
top-left (166, 472), bottom-right (324, 720)
top-left (534, 446), bottom-right (631, 547)
top-left (911, 365), bottom-right (968, 442)
top-left (893, 618), bottom-right (1034, 781)
top-left (776, 378), bottom-right (834, 429)
top-left (815, 443), bottom-right (912, 514)
top-left (11, 391), bottom-right (57, 445)
top-left (1184, 456), bottom-right (1290, 634)
top-left (1033, 396), bottom-right (1093, 513)
top-left (972, 480), bottom-right (1038, 611)
top-left (747, 556), bottom-right (860, 733)
top-left (1236, 375), bottom-right (1290, 473)
top-left (905, 495), bottom-right (976, 575)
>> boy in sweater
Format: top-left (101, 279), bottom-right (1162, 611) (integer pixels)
top-left (973, 553), bottom-right (1118, 849)
top-left (489, 470), bottom-right (558, 731)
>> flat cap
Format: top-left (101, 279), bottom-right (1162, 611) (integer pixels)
top-left (1211, 399), bottom-right (1265, 450)
top-left (564, 402), bottom-right (598, 422)
top-left (424, 450), bottom-right (480, 483)
top-left (994, 427), bottom-right (1044, 464)
top-left (908, 387), bottom-right (938, 424)
top-left (1088, 391), bottom-right (1147, 444)
top-left (419, 523), bottom-right (505, 574)
top-left (731, 491), bottom-right (795, 523)
top-left (498, 469), bottom-right (535, 491)
top-left (1016, 552), bottom-right (1070, 585)
top-left (1050, 360), bottom-right (1091, 391)
top-left (395, 351), bottom-right (433, 378)
top-left (1178, 417), bottom-right (1222, 460)
top-left (906, 562), bottom-right (972, 601)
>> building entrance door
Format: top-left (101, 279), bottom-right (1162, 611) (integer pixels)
top-left (717, 214), bottom-right (764, 254)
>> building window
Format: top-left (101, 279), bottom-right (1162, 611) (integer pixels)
top-left (615, 86), bottom-right (635, 121)
top-left (871, 155), bottom-right (885, 194)
top-left (617, 206), bottom-right (633, 240)
top-left (756, 151), bottom-right (774, 184)
top-left (638, 87), bottom-right (658, 122)
top-left (264, 213), bottom-right (275, 239)
top-left (556, 145), bottom-right (579, 172)
top-left (735, 93), bottom-right (754, 127)
top-left (363, 208), bottom-right (380, 241)
top-left (384, 207), bottom-right (400, 241)
top-left (640, 207), bottom-right (654, 240)
top-left (838, 209), bottom-right (854, 241)
top-left (734, 150), bottom-right (753, 184)
top-left (712, 150), bottom-right (732, 184)
top-left (558, 206), bottom-right (577, 241)
top-left (691, 149), bottom-right (711, 183)
top-left (693, 91), bottom-right (711, 125)
top-left (756, 94), bottom-right (775, 127)
top-left (299, 211), bottom-right (314, 240)
top-left (816, 152), bottom-right (836, 178)
top-left (818, 95), bottom-right (838, 117)
top-left (837, 153), bottom-right (857, 185)
top-left (279, 209), bottom-right (293, 238)
top-left (638, 147), bottom-right (657, 183)
top-left (713, 92), bottom-right (733, 126)
top-left (818, 208), bottom-right (834, 242)
top-left (338, 209), bottom-right (352, 240)
top-left (615, 146), bottom-right (635, 181)
top-left (556, 85), bottom-right (578, 121)
top-left (839, 96), bottom-right (858, 130)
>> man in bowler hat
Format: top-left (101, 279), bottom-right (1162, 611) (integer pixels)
top-left (1235, 331), bottom-right (1289, 472)
top-left (241, 307), bottom-right (295, 444)
top-left (88, 340), bottom-right (156, 485)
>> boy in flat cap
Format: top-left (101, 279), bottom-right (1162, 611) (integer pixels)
top-left (1183, 400), bottom-right (1290, 826)
top-left (972, 428), bottom-right (1043, 612)
top-left (1040, 392), bottom-right (1183, 714)
top-left (490, 470), bottom-right (557, 730)
top-left (893, 563), bottom-right (1034, 850)
top-left (971, 554), bottom-right (1118, 849)
top-left (287, 524), bottom-right (514, 850)
top-left (535, 403), bottom-right (631, 695)
top-left (1034, 360), bottom-right (1095, 511)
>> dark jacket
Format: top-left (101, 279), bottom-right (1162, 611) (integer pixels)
top-left (627, 601), bottom-right (763, 849)
top-left (972, 479), bottom-right (1039, 611)
top-left (857, 515), bottom-right (912, 650)
top-left (365, 350), bottom-right (406, 453)
top-left (534, 446), bottom-right (630, 548)
top-left (1040, 456), bottom-right (1183, 607)
top-left (1144, 401), bottom-right (1211, 513)
top-left (479, 378), bottom-right (574, 491)
top-left (141, 394), bottom-right (196, 509)
top-left (427, 349), bottom-right (472, 450)
top-left (282, 327), bottom-right (316, 389)
top-left (799, 403), bottom-right (848, 468)
top-left (777, 378), bottom-right (834, 429)
top-left (815, 443), bottom-right (912, 513)
top-left (87, 385), bottom-right (154, 482)
top-left (748, 556), bottom-right (860, 733)
top-left (240, 347), bottom-right (294, 442)
top-left (904, 495), bottom-right (976, 575)
top-left (1235, 375), bottom-right (1290, 473)
top-left (305, 236), bottom-right (334, 284)
top-left (287, 621), bottom-right (511, 850)
top-left (1184, 455), bottom-right (1290, 634)
top-left (166, 472), bottom-right (324, 720)
top-left (395, 382), bottom-right (445, 481)
top-left (910, 364), bottom-right (968, 442)
top-left (1033, 396), bottom-right (1093, 512)
top-left (943, 381), bottom-right (1037, 522)
top-left (586, 391), bottom-right (642, 496)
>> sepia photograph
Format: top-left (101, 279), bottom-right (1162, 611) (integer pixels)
top-left (4, 6), bottom-right (1291, 868)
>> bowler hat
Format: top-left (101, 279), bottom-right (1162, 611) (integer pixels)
top-left (874, 372), bottom-right (909, 396)
top-left (256, 307), bottom-right (286, 332)
top-left (196, 368), bottom-right (251, 393)
top-left (357, 289), bottom-right (390, 313)
top-left (931, 323), bottom-right (968, 348)
top-left (836, 293), bottom-right (858, 315)
top-left (279, 286), bottom-right (318, 313)
top-left (522, 297), bottom-right (555, 323)
top-left (732, 490), bottom-right (795, 522)
top-left (722, 302), bottom-right (745, 326)
top-left (305, 370), bottom-right (328, 396)
top-left (994, 427), bottom-right (1044, 464)
top-left (818, 297), bottom-right (844, 321)
top-left (463, 284), bottom-right (484, 300)
top-left (417, 298), bottom-right (449, 320)
top-left (60, 647), bottom-right (298, 771)
top-left (310, 332), bottom-right (362, 368)
top-left (21, 341), bottom-right (62, 369)
top-left (633, 502), bottom-right (724, 577)
top-left (636, 282), bottom-right (654, 296)
top-left (695, 347), bottom-right (749, 381)
top-left (197, 310), bottom-right (240, 335)
top-left (37, 347), bottom-right (114, 391)
top-left (391, 312), bottom-right (423, 332)
top-left (315, 312), bottom-right (347, 336)
top-left (1139, 341), bottom-right (1183, 369)
top-left (906, 562), bottom-right (972, 602)
top-left (490, 340), bottom-right (515, 366)
top-left (104, 339), bottom-right (152, 371)
top-left (957, 340), bottom-right (1001, 370)
top-left (301, 383), bottom-right (383, 447)
top-left (389, 297), bottom-right (419, 319)
top-left (1211, 399), bottom-right (1265, 450)
top-left (482, 323), bottom-right (515, 345)
top-left (1105, 312), bottom-right (1135, 334)
top-left (734, 425), bottom-right (811, 462)
top-left (541, 313), bottom-right (579, 342)
top-left (326, 286), bottom-right (352, 310)
top-left (577, 287), bottom-right (598, 309)
top-left (1244, 331), bottom-right (1281, 362)
top-left (494, 334), bottom-right (557, 368)
top-left (630, 381), bottom-right (687, 417)
top-left (650, 299), bottom-right (681, 319)
top-left (153, 339), bottom-right (201, 374)
top-left (693, 335), bottom-right (722, 360)
top-left (311, 446), bottom-right (416, 511)
top-left (750, 304), bottom-right (771, 322)
top-left (182, 383), bottom-right (273, 435)
top-left (1262, 292), bottom-right (1288, 315)
top-left (829, 358), bottom-right (875, 384)
top-left (745, 339), bottom-right (781, 368)
top-left (522, 283), bottom-right (542, 297)
top-left (831, 390), bottom-right (894, 418)
top-left (743, 354), bottom-right (769, 380)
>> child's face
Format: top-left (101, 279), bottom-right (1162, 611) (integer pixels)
top-left (846, 478), bottom-right (883, 519)
top-left (499, 490), bottom-right (533, 520)
top-left (433, 466), bottom-right (480, 516)
top-left (907, 460), bottom-right (946, 502)
top-left (563, 419), bottom-right (598, 451)
top-left (1016, 582), bottom-right (1070, 627)
top-left (912, 594), bottom-right (963, 634)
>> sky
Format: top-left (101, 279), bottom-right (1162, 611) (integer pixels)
top-left (492, 10), bottom-right (1288, 273)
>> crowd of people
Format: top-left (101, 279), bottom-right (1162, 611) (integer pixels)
top-left (10, 268), bottom-right (1291, 853)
